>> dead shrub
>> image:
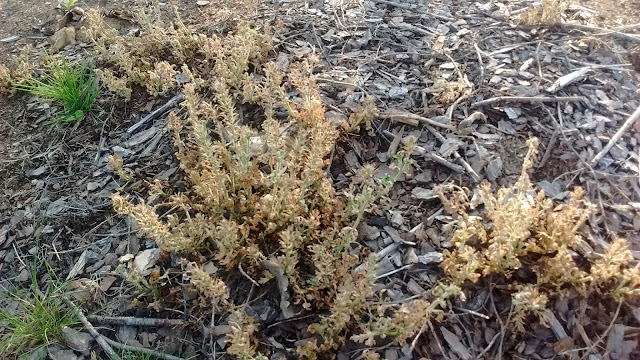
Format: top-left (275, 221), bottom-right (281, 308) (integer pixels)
top-left (107, 13), bottom-right (416, 357)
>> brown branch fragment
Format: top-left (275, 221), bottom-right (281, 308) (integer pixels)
top-left (87, 315), bottom-right (186, 327)
top-left (424, 153), bottom-right (465, 173)
top-left (127, 93), bottom-right (185, 134)
top-left (470, 96), bottom-right (583, 109)
top-left (101, 335), bottom-right (185, 360)
top-left (379, 111), bottom-right (456, 131)
top-left (64, 297), bottom-right (122, 360)
top-left (590, 104), bottom-right (640, 166)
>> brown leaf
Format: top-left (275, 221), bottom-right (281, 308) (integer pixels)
top-left (553, 336), bottom-right (574, 354)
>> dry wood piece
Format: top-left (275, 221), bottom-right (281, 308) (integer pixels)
top-left (382, 130), bottom-right (468, 174)
top-left (470, 96), bottom-right (584, 108)
top-left (544, 22), bottom-right (640, 43)
top-left (126, 93), bottom-right (185, 134)
top-left (424, 153), bottom-right (465, 173)
top-left (590, 104), bottom-right (640, 166)
top-left (485, 12), bottom-right (640, 43)
top-left (87, 315), bottom-right (186, 327)
top-left (423, 125), bottom-right (481, 182)
top-left (546, 68), bottom-right (591, 93)
top-left (64, 297), bottom-right (122, 360)
top-left (380, 111), bottom-right (456, 131)
top-left (101, 335), bottom-right (185, 360)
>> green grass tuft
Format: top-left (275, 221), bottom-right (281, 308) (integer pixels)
top-left (60, 0), bottom-right (79, 11)
top-left (0, 255), bottom-right (78, 357)
top-left (15, 60), bottom-right (100, 124)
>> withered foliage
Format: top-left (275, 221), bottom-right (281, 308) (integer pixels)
top-left (105, 12), bottom-right (415, 358)
top-left (519, 0), bottom-right (571, 24)
top-left (0, 46), bottom-right (34, 95)
top-left (432, 138), bottom-right (640, 332)
top-left (81, 4), bottom-right (639, 358)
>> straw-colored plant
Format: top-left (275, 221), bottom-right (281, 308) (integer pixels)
top-left (519, 0), bottom-right (571, 24)
top-left (430, 138), bottom-right (640, 333)
top-left (108, 17), bottom-right (416, 356)
top-left (352, 138), bottom-right (640, 348)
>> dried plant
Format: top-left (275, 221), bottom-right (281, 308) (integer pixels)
top-left (0, 45), bottom-right (34, 95)
top-left (519, 0), bottom-right (571, 24)
top-left (431, 137), bottom-right (640, 332)
top-left (108, 154), bottom-right (133, 181)
top-left (349, 137), bottom-right (640, 348)
top-left (143, 61), bottom-right (177, 97)
top-left (108, 18), bottom-right (415, 356)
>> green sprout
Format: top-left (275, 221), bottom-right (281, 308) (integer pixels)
top-left (15, 60), bottom-right (100, 124)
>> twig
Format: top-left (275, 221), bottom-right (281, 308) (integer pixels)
top-left (87, 315), bottom-right (185, 327)
top-left (386, 114), bottom-right (419, 127)
top-left (580, 301), bottom-right (622, 359)
top-left (537, 129), bottom-right (559, 169)
top-left (483, 12), bottom-right (640, 43)
top-left (64, 297), bottom-right (122, 360)
top-left (354, 242), bottom-right (400, 273)
top-left (424, 153), bottom-right (465, 173)
top-left (101, 335), bottom-right (185, 360)
top-left (424, 125), bottom-right (481, 182)
top-left (446, 94), bottom-right (470, 123)
top-left (470, 96), bottom-right (583, 109)
top-left (590, 104), bottom-right (640, 166)
top-left (381, 130), bottom-right (464, 172)
top-left (454, 306), bottom-right (490, 319)
top-left (238, 263), bottom-right (260, 287)
top-left (473, 42), bottom-right (485, 86)
top-left (543, 22), bottom-right (640, 43)
top-left (477, 331), bottom-right (500, 359)
top-left (429, 322), bottom-right (447, 357)
top-left (379, 111), bottom-right (456, 131)
top-left (376, 264), bottom-right (413, 280)
top-left (127, 93), bottom-right (185, 134)
top-left (613, 23), bottom-right (640, 31)
top-left (409, 321), bottom-right (427, 354)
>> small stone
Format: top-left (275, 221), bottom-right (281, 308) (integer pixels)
top-left (118, 325), bottom-right (138, 345)
top-left (48, 346), bottom-right (78, 360)
top-left (368, 216), bottom-right (388, 227)
top-left (103, 253), bottom-right (119, 266)
top-left (485, 156), bottom-right (503, 182)
top-left (133, 248), bottom-right (161, 276)
top-left (62, 326), bottom-right (93, 353)
top-left (390, 211), bottom-right (404, 227)
top-left (202, 261), bottom-right (219, 275)
top-left (383, 226), bottom-right (404, 244)
top-left (86, 182), bottom-right (100, 191)
top-left (411, 187), bottom-right (437, 200)
top-left (28, 346), bottom-right (47, 360)
top-left (404, 247), bottom-right (419, 264)
top-left (27, 166), bottom-right (48, 177)
top-left (357, 223), bottom-right (380, 241)
top-left (17, 268), bottom-right (30, 282)
top-left (196, 0), bottom-right (210, 5)
top-left (418, 252), bottom-right (443, 264)
top-left (49, 27), bottom-right (76, 53)
top-left (70, 6), bottom-right (85, 16)
top-left (388, 86), bottom-right (408, 99)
